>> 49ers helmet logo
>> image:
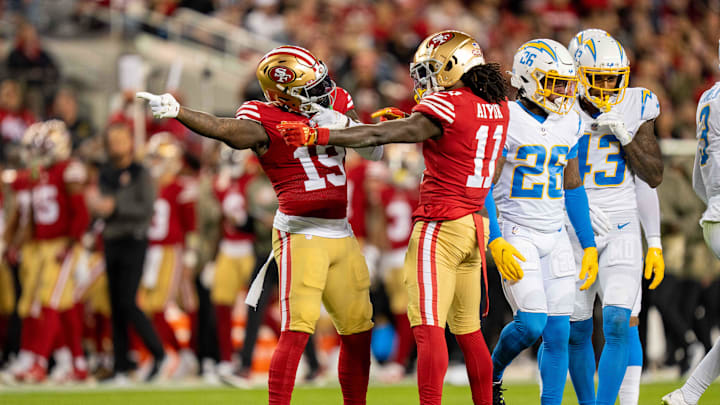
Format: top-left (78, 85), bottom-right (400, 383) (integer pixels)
top-left (430, 32), bottom-right (454, 46)
top-left (269, 66), bottom-right (296, 84)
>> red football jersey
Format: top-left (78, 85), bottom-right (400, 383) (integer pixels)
top-left (346, 161), bottom-right (368, 238)
top-left (213, 174), bottom-right (255, 242)
top-left (411, 88), bottom-right (509, 222)
top-left (148, 178), bottom-right (196, 245)
top-left (31, 160), bottom-right (88, 240)
top-left (381, 185), bottom-right (418, 250)
top-left (235, 88), bottom-right (355, 219)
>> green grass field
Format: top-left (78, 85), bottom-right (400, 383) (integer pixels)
top-left (1, 382), bottom-right (719, 405)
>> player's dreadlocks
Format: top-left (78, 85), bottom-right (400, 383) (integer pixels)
top-left (461, 63), bottom-right (509, 104)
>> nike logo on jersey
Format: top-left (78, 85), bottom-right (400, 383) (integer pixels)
top-left (617, 222), bottom-right (630, 230)
top-left (477, 103), bottom-right (504, 119)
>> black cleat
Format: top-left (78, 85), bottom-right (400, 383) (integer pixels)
top-left (493, 380), bottom-right (506, 405)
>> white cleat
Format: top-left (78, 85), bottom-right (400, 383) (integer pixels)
top-left (662, 389), bottom-right (693, 405)
top-left (172, 349), bottom-right (198, 380)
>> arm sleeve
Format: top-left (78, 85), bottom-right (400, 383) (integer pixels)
top-left (112, 168), bottom-right (156, 221)
top-left (564, 186), bottom-right (596, 249)
top-left (485, 185), bottom-right (502, 243)
top-left (635, 177), bottom-right (662, 248)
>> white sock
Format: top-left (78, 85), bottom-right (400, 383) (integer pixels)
top-left (681, 337), bottom-right (720, 404)
top-left (618, 365), bottom-right (641, 405)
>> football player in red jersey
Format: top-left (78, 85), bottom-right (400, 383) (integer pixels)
top-left (277, 31), bottom-right (517, 405)
top-left (1, 156), bottom-right (35, 382)
top-left (138, 45), bottom-right (382, 404)
top-left (209, 145), bottom-right (258, 379)
top-left (18, 120), bottom-right (90, 382)
top-left (140, 132), bottom-right (198, 379)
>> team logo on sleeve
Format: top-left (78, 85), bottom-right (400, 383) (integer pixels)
top-left (269, 66), bottom-right (296, 84)
top-left (430, 32), bottom-right (454, 46)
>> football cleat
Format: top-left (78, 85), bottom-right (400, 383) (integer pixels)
top-left (661, 389), bottom-right (693, 405)
top-left (493, 380), bottom-right (507, 405)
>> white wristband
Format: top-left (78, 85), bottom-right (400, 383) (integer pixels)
top-left (646, 236), bottom-right (662, 249)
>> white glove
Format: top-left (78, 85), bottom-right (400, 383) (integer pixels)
top-left (595, 110), bottom-right (632, 145)
top-left (310, 105), bottom-right (351, 130)
top-left (136, 91), bottom-right (180, 119)
top-left (588, 203), bottom-right (611, 237)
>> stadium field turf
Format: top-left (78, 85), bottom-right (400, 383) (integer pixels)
top-left (1, 381), bottom-right (719, 405)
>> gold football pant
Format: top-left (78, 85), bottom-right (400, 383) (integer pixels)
top-left (406, 214), bottom-right (489, 335)
top-left (272, 230), bottom-right (374, 335)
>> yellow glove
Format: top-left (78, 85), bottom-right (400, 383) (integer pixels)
top-left (644, 247), bottom-right (665, 289)
top-left (579, 247), bottom-right (598, 291)
top-left (489, 238), bottom-right (525, 282)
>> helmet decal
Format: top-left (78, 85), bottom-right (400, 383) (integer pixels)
top-left (429, 32), bottom-right (454, 47)
top-left (268, 66), bottom-right (296, 84)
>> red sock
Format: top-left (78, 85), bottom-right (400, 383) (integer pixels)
top-left (413, 325), bottom-right (448, 405)
top-left (61, 305), bottom-right (85, 359)
top-left (268, 331), bottom-right (310, 405)
top-left (456, 329), bottom-right (493, 405)
top-left (0, 315), bottom-right (8, 351)
top-left (38, 307), bottom-right (61, 359)
top-left (186, 310), bottom-right (197, 352)
top-left (152, 312), bottom-right (180, 351)
top-left (393, 313), bottom-right (414, 366)
top-left (339, 330), bottom-right (371, 405)
top-left (21, 316), bottom-right (39, 353)
top-left (214, 305), bottom-right (233, 362)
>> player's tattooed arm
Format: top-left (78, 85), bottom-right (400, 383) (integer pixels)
top-left (564, 157), bottom-right (583, 190)
top-left (621, 120), bottom-right (663, 188)
top-left (177, 107), bottom-right (269, 151)
top-left (327, 112), bottom-right (442, 147)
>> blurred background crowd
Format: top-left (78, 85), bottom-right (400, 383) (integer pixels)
top-left (0, 0), bottom-right (719, 387)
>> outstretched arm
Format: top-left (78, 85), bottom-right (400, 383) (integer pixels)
top-left (327, 112), bottom-right (442, 147)
top-left (137, 92), bottom-right (268, 151)
top-left (622, 120), bottom-right (663, 187)
top-left (176, 106), bottom-right (268, 150)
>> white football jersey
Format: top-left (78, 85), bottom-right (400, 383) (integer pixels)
top-left (494, 101), bottom-right (583, 231)
top-left (693, 81), bottom-right (720, 224)
top-left (575, 87), bottom-right (660, 212)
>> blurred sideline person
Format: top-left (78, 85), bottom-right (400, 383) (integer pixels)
top-left (138, 45), bottom-right (382, 404)
top-left (278, 30), bottom-right (511, 405)
top-left (566, 31), bottom-right (665, 405)
top-left (486, 39), bottom-right (598, 405)
top-left (140, 133), bottom-right (199, 379)
top-left (663, 41), bottom-right (720, 405)
top-left (87, 122), bottom-right (165, 383)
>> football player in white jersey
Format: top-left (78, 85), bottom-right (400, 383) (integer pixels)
top-left (566, 31), bottom-right (665, 405)
top-left (485, 39), bottom-right (599, 405)
top-left (662, 40), bottom-right (720, 405)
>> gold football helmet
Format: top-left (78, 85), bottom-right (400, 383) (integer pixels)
top-left (410, 30), bottom-right (486, 101)
top-left (22, 120), bottom-right (71, 168)
top-left (145, 132), bottom-right (183, 179)
top-left (256, 45), bottom-right (335, 114)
